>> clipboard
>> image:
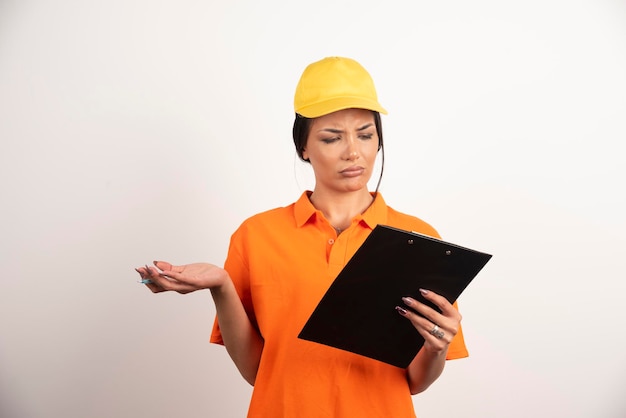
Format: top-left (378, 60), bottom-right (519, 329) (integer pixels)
top-left (297, 224), bottom-right (492, 368)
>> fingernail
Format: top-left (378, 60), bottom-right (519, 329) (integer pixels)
top-left (395, 306), bottom-right (408, 315)
top-left (419, 288), bottom-right (429, 296)
top-left (402, 296), bottom-right (413, 305)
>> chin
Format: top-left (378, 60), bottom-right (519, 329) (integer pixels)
top-left (341, 182), bottom-right (369, 193)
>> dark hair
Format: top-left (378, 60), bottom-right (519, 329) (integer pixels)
top-left (292, 111), bottom-right (385, 192)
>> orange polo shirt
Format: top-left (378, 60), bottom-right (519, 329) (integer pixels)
top-left (211, 191), bottom-right (468, 418)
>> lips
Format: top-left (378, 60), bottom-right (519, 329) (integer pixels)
top-left (340, 166), bottom-right (365, 177)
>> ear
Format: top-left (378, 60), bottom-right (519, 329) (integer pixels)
top-left (302, 148), bottom-right (309, 161)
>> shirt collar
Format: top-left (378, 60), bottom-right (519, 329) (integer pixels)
top-left (294, 191), bottom-right (388, 229)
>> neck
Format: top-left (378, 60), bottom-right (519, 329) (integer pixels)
top-left (309, 189), bottom-right (375, 232)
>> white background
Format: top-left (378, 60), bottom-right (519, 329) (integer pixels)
top-left (1, 1), bottom-right (625, 417)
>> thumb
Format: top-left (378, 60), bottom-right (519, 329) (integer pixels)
top-left (153, 260), bottom-right (173, 271)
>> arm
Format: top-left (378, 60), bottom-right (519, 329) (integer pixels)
top-left (210, 278), bottom-right (264, 385)
top-left (396, 289), bottom-right (462, 394)
top-left (136, 261), bottom-right (264, 385)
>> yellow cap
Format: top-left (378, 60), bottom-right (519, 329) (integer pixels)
top-left (294, 56), bottom-right (387, 118)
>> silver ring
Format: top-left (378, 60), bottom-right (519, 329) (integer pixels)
top-left (429, 324), bottom-right (445, 339)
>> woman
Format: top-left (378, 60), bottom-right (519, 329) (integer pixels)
top-left (136, 56), bottom-right (468, 417)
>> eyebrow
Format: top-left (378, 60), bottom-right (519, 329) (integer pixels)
top-left (318, 123), bottom-right (375, 134)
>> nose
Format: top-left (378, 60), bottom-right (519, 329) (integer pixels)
top-left (344, 137), bottom-right (359, 161)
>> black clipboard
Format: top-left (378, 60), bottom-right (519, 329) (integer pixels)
top-left (297, 224), bottom-right (492, 368)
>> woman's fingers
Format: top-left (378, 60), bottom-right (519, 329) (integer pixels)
top-left (153, 260), bottom-right (174, 271)
top-left (404, 290), bottom-right (461, 325)
top-left (417, 288), bottom-right (459, 318)
top-left (396, 302), bottom-right (452, 348)
top-left (135, 262), bottom-right (226, 294)
top-left (396, 289), bottom-right (462, 351)
top-left (152, 261), bottom-right (194, 284)
top-left (135, 262), bottom-right (190, 294)
top-left (146, 270), bottom-right (196, 294)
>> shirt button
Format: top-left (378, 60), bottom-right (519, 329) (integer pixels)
top-left (328, 239), bottom-right (335, 245)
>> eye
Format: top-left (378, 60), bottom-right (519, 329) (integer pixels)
top-left (359, 133), bottom-right (374, 140)
top-left (321, 137), bottom-right (340, 144)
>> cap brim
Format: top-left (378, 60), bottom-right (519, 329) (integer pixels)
top-left (296, 97), bottom-right (388, 118)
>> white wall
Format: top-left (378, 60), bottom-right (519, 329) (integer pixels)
top-left (1, 1), bottom-right (625, 417)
